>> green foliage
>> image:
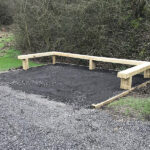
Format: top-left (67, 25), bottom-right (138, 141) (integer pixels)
top-left (108, 97), bottom-right (150, 120)
top-left (0, 54), bottom-right (42, 71)
top-left (0, 36), bottom-right (14, 43)
top-left (0, 43), bottom-right (4, 49)
top-left (14, 0), bottom-right (150, 61)
top-left (0, 48), bottom-right (43, 71)
top-left (0, 35), bottom-right (43, 71)
top-left (131, 19), bottom-right (140, 29)
top-left (0, 0), bottom-right (14, 26)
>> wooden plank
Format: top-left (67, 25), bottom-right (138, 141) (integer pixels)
top-left (52, 51), bottom-right (90, 60)
top-left (18, 52), bottom-right (54, 59)
top-left (92, 56), bottom-right (144, 66)
top-left (92, 80), bottom-right (150, 109)
top-left (52, 52), bottom-right (145, 66)
top-left (22, 59), bottom-right (29, 70)
top-left (89, 59), bottom-right (96, 70)
top-left (118, 63), bottom-right (150, 79)
top-left (18, 51), bottom-right (146, 66)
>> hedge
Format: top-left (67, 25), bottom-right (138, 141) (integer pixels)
top-left (0, 0), bottom-right (14, 26)
top-left (14, 0), bottom-right (150, 61)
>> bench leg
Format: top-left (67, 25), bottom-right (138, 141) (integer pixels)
top-left (120, 77), bottom-right (132, 90)
top-left (144, 69), bottom-right (150, 78)
top-left (52, 56), bottom-right (56, 65)
top-left (89, 60), bottom-right (96, 70)
top-left (22, 59), bottom-right (29, 70)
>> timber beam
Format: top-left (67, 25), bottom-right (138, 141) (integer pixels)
top-left (18, 51), bottom-right (150, 90)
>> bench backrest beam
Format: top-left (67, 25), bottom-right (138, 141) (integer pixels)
top-left (18, 52), bottom-right (54, 59)
top-left (52, 52), bottom-right (145, 66)
top-left (18, 51), bottom-right (146, 66)
top-left (117, 63), bottom-right (150, 79)
top-left (18, 51), bottom-right (150, 90)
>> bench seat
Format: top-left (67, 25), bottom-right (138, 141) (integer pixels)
top-left (18, 51), bottom-right (150, 90)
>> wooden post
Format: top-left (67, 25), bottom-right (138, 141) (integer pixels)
top-left (89, 59), bottom-right (96, 70)
top-left (144, 69), bottom-right (150, 78)
top-left (120, 77), bottom-right (132, 90)
top-left (22, 59), bottom-right (29, 70)
top-left (92, 80), bottom-right (150, 108)
top-left (52, 56), bottom-right (56, 65)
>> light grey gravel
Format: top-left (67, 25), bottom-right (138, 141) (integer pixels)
top-left (0, 85), bottom-right (150, 150)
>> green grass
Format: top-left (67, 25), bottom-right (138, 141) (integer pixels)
top-left (0, 35), bottom-right (14, 43)
top-left (0, 35), bottom-right (43, 71)
top-left (0, 35), bottom-right (14, 49)
top-left (0, 43), bottom-right (5, 48)
top-left (108, 97), bottom-right (150, 120)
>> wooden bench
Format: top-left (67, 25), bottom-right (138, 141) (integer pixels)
top-left (18, 51), bottom-right (145, 70)
top-left (18, 51), bottom-right (150, 90)
top-left (117, 63), bottom-right (150, 89)
top-left (18, 52), bottom-right (55, 70)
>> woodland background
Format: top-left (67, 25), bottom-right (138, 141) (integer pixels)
top-left (0, 0), bottom-right (150, 61)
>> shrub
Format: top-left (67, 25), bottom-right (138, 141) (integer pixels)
top-left (14, 0), bottom-right (150, 61)
top-left (0, 0), bottom-right (14, 26)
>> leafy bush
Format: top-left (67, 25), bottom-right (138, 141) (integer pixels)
top-left (14, 0), bottom-right (150, 61)
top-left (0, 0), bottom-right (14, 26)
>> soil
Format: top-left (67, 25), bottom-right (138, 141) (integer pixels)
top-left (129, 83), bottom-right (150, 98)
top-left (0, 64), bottom-right (148, 109)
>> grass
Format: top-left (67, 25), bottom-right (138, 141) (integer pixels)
top-left (0, 35), bottom-right (14, 43)
top-left (0, 43), bottom-right (4, 49)
top-left (0, 34), bottom-right (43, 71)
top-left (108, 97), bottom-right (150, 120)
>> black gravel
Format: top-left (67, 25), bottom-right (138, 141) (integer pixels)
top-left (0, 64), bottom-right (148, 108)
top-left (0, 85), bottom-right (149, 150)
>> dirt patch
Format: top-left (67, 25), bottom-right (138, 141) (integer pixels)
top-left (0, 64), bottom-right (148, 108)
top-left (129, 83), bottom-right (150, 98)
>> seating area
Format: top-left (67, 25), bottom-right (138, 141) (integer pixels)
top-left (18, 51), bottom-right (150, 90)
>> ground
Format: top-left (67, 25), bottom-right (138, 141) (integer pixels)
top-left (107, 83), bottom-right (150, 120)
top-left (0, 64), bottom-right (148, 109)
top-left (0, 32), bottom-right (42, 71)
top-left (0, 85), bottom-right (150, 150)
top-left (0, 64), bottom-right (150, 149)
top-left (0, 31), bottom-right (150, 149)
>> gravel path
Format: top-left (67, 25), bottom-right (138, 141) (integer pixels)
top-left (0, 85), bottom-right (150, 150)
